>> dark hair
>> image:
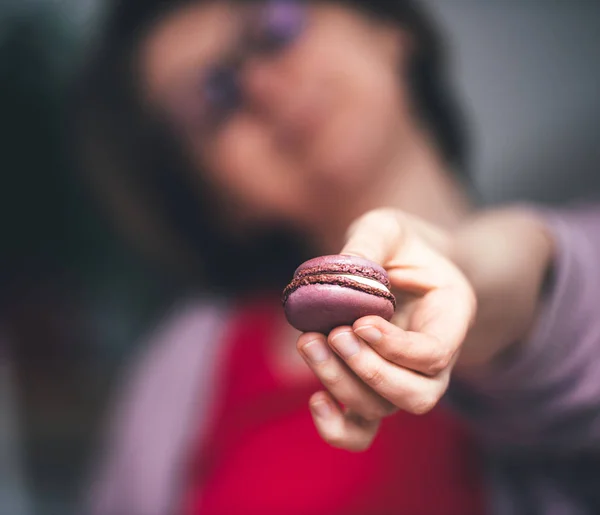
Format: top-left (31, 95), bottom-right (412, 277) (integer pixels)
top-left (74, 0), bottom-right (470, 295)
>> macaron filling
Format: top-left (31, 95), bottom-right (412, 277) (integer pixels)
top-left (332, 273), bottom-right (390, 294)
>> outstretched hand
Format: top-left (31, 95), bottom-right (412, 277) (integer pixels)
top-left (296, 209), bottom-right (476, 451)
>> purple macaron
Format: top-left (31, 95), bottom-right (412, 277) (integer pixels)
top-left (282, 254), bottom-right (396, 334)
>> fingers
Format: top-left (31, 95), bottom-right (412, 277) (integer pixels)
top-left (299, 324), bottom-right (453, 453)
top-left (352, 275), bottom-right (475, 377)
top-left (297, 333), bottom-right (398, 422)
top-left (342, 209), bottom-right (405, 264)
top-left (383, 258), bottom-right (477, 366)
top-left (304, 207), bottom-right (473, 452)
top-left (299, 332), bottom-right (391, 452)
top-left (408, 284), bottom-right (476, 359)
top-left (327, 328), bottom-right (450, 415)
top-left (342, 208), bottom-right (450, 266)
top-left (309, 391), bottom-right (380, 452)
top-left (353, 316), bottom-right (457, 376)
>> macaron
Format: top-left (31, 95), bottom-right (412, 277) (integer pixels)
top-left (282, 254), bottom-right (396, 334)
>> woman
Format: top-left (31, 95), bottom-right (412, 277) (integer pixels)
top-left (78, 1), bottom-right (483, 514)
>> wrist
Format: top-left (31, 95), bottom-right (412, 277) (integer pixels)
top-left (451, 208), bottom-right (555, 370)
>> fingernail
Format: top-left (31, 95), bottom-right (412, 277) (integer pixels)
top-left (331, 331), bottom-right (361, 359)
top-left (354, 325), bottom-right (383, 344)
top-left (311, 400), bottom-right (332, 418)
top-left (302, 340), bottom-right (331, 363)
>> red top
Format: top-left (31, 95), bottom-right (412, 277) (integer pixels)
top-left (183, 298), bottom-right (485, 515)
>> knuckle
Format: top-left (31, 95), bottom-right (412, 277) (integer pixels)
top-left (320, 368), bottom-right (345, 388)
top-left (408, 390), bottom-right (439, 416)
top-left (384, 344), bottom-right (407, 364)
top-left (361, 365), bottom-right (387, 390)
top-left (426, 350), bottom-right (453, 375)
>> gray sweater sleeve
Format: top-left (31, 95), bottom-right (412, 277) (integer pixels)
top-left (449, 206), bottom-right (600, 451)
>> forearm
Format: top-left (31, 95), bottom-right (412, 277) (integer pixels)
top-left (449, 208), bottom-right (555, 371)
top-left (447, 205), bottom-right (600, 450)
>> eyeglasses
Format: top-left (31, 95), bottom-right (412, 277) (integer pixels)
top-left (163, 0), bottom-right (306, 139)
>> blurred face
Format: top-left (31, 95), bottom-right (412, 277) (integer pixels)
top-left (140, 1), bottom-right (415, 234)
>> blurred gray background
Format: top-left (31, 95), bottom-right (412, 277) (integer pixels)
top-left (1, 1), bottom-right (599, 514)
top-left (426, 0), bottom-right (600, 203)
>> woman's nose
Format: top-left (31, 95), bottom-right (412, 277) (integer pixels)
top-left (239, 57), bottom-right (289, 119)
